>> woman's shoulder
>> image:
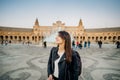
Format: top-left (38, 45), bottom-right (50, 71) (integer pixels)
top-left (72, 50), bottom-right (80, 57)
top-left (72, 49), bottom-right (77, 54)
top-left (50, 47), bottom-right (58, 53)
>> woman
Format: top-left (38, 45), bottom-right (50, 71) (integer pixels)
top-left (47, 31), bottom-right (81, 80)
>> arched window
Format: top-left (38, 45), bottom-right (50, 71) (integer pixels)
top-left (80, 36), bottom-right (82, 39)
top-left (118, 36), bottom-right (120, 40)
top-left (27, 36), bottom-right (29, 40)
top-left (19, 36), bottom-right (21, 41)
top-left (35, 36), bottom-right (37, 40)
top-left (42, 36), bottom-right (44, 39)
top-left (108, 36), bottom-right (111, 40)
top-left (23, 36), bottom-right (25, 40)
top-left (100, 36), bottom-right (102, 39)
top-left (88, 37), bottom-right (90, 39)
top-left (96, 37), bottom-right (98, 40)
top-left (0, 36), bottom-right (3, 40)
top-left (32, 36), bottom-right (34, 40)
top-left (5, 36), bottom-right (8, 40)
top-left (10, 36), bottom-right (13, 40)
top-left (83, 36), bottom-right (85, 40)
top-left (104, 36), bottom-right (107, 40)
top-left (113, 36), bottom-right (116, 40)
top-left (15, 36), bottom-right (17, 40)
top-left (92, 37), bottom-right (94, 40)
top-left (77, 36), bottom-right (79, 39)
top-left (35, 36), bottom-right (37, 42)
top-left (39, 36), bottom-right (41, 40)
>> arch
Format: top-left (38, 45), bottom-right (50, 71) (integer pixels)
top-left (83, 36), bottom-right (85, 40)
top-left (77, 36), bottom-right (79, 39)
top-left (5, 36), bottom-right (8, 40)
top-left (80, 36), bottom-right (82, 39)
top-left (42, 36), bottom-right (44, 39)
top-left (27, 36), bottom-right (29, 40)
top-left (0, 36), bottom-right (3, 40)
top-left (104, 36), bottom-right (107, 40)
top-left (10, 36), bottom-right (13, 40)
top-left (18, 36), bottom-right (21, 42)
top-left (19, 36), bottom-right (21, 40)
top-left (32, 36), bottom-right (34, 40)
top-left (113, 36), bottom-right (116, 40)
top-left (118, 36), bottom-right (120, 40)
top-left (108, 36), bottom-right (111, 40)
top-left (88, 36), bottom-right (90, 39)
top-left (96, 37), bottom-right (98, 40)
top-left (23, 36), bottom-right (25, 40)
top-left (14, 36), bottom-right (17, 40)
top-left (35, 36), bottom-right (37, 39)
top-left (92, 37), bottom-right (94, 40)
top-left (39, 36), bottom-right (41, 40)
top-left (100, 36), bottom-right (102, 40)
top-left (35, 36), bottom-right (37, 42)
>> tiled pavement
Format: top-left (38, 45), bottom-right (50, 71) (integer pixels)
top-left (0, 44), bottom-right (120, 80)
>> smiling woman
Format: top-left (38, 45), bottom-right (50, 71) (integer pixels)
top-left (47, 31), bottom-right (82, 80)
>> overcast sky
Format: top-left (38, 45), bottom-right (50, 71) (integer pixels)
top-left (0, 0), bottom-right (120, 29)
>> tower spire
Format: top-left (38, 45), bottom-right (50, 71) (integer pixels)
top-left (78, 19), bottom-right (83, 26)
top-left (35, 18), bottom-right (39, 26)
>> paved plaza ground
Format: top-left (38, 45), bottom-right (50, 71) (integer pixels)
top-left (0, 43), bottom-right (120, 80)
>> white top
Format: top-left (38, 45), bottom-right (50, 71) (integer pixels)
top-left (53, 51), bottom-right (64, 78)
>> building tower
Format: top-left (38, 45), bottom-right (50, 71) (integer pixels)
top-left (33, 18), bottom-right (40, 34)
top-left (78, 19), bottom-right (84, 32)
top-left (34, 18), bottom-right (39, 26)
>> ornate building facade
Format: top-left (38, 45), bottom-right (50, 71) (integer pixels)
top-left (0, 19), bottom-right (120, 44)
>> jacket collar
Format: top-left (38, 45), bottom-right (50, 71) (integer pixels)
top-left (53, 47), bottom-right (66, 63)
top-left (59, 53), bottom-right (66, 63)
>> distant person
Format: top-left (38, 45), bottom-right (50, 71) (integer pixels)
top-left (28, 41), bottom-right (30, 46)
top-left (88, 40), bottom-right (91, 48)
top-left (98, 40), bottom-right (102, 48)
top-left (43, 41), bottom-right (47, 48)
top-left (9, 40), bottom-right (11, 44)
top-left (1, 40), bottom-right (4, 45)
top-left (76, 41), bottom-right (79, 49)
top-left (116, 41), bottom-right (120, 48)
top-left (72, 40), bottom-right (75, 50)
top-left (22, 41), bottom-right (25, 45)
top-left (84, 41), bottom-right (87, 48)
top-left (80, 40), bottom-right (82, 44)
top-left (5, 40), bottom-right (8, 46)
top-left (79, 41), bottom-right (82, 49)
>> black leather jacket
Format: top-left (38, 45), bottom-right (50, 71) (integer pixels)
top-left (47, 47), bottom-right (81, 80)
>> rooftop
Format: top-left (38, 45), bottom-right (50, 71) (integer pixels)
top-left (0, 26), bottom-right (32, 32)
top-left (0, 26), bottom-right (120, 32)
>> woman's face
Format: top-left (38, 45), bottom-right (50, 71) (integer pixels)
top-left (55, 34), bottom-right (65, 44)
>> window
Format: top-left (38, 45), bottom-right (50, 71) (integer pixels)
top-left (104, 36), bottom-right (107, 40)
top-left (32, 36), bottom-right (34, 40)
top-left (27, 36), bottom-right (29, 40)
top-left (118, 36), bottom-right (120, 40)
top-left (92, 37), bottom-right (94, 40)
top-left (100, 36), bottom-right (102, 39)
top-left (108, 36), bottom-right (111, 39)
top-left (113, 36), bottom-right (116, 40)
top-left (15, 36), bottom-right (17, 39)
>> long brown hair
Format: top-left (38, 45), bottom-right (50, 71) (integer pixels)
top-left (58, 31), bottom-right (72, 63)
